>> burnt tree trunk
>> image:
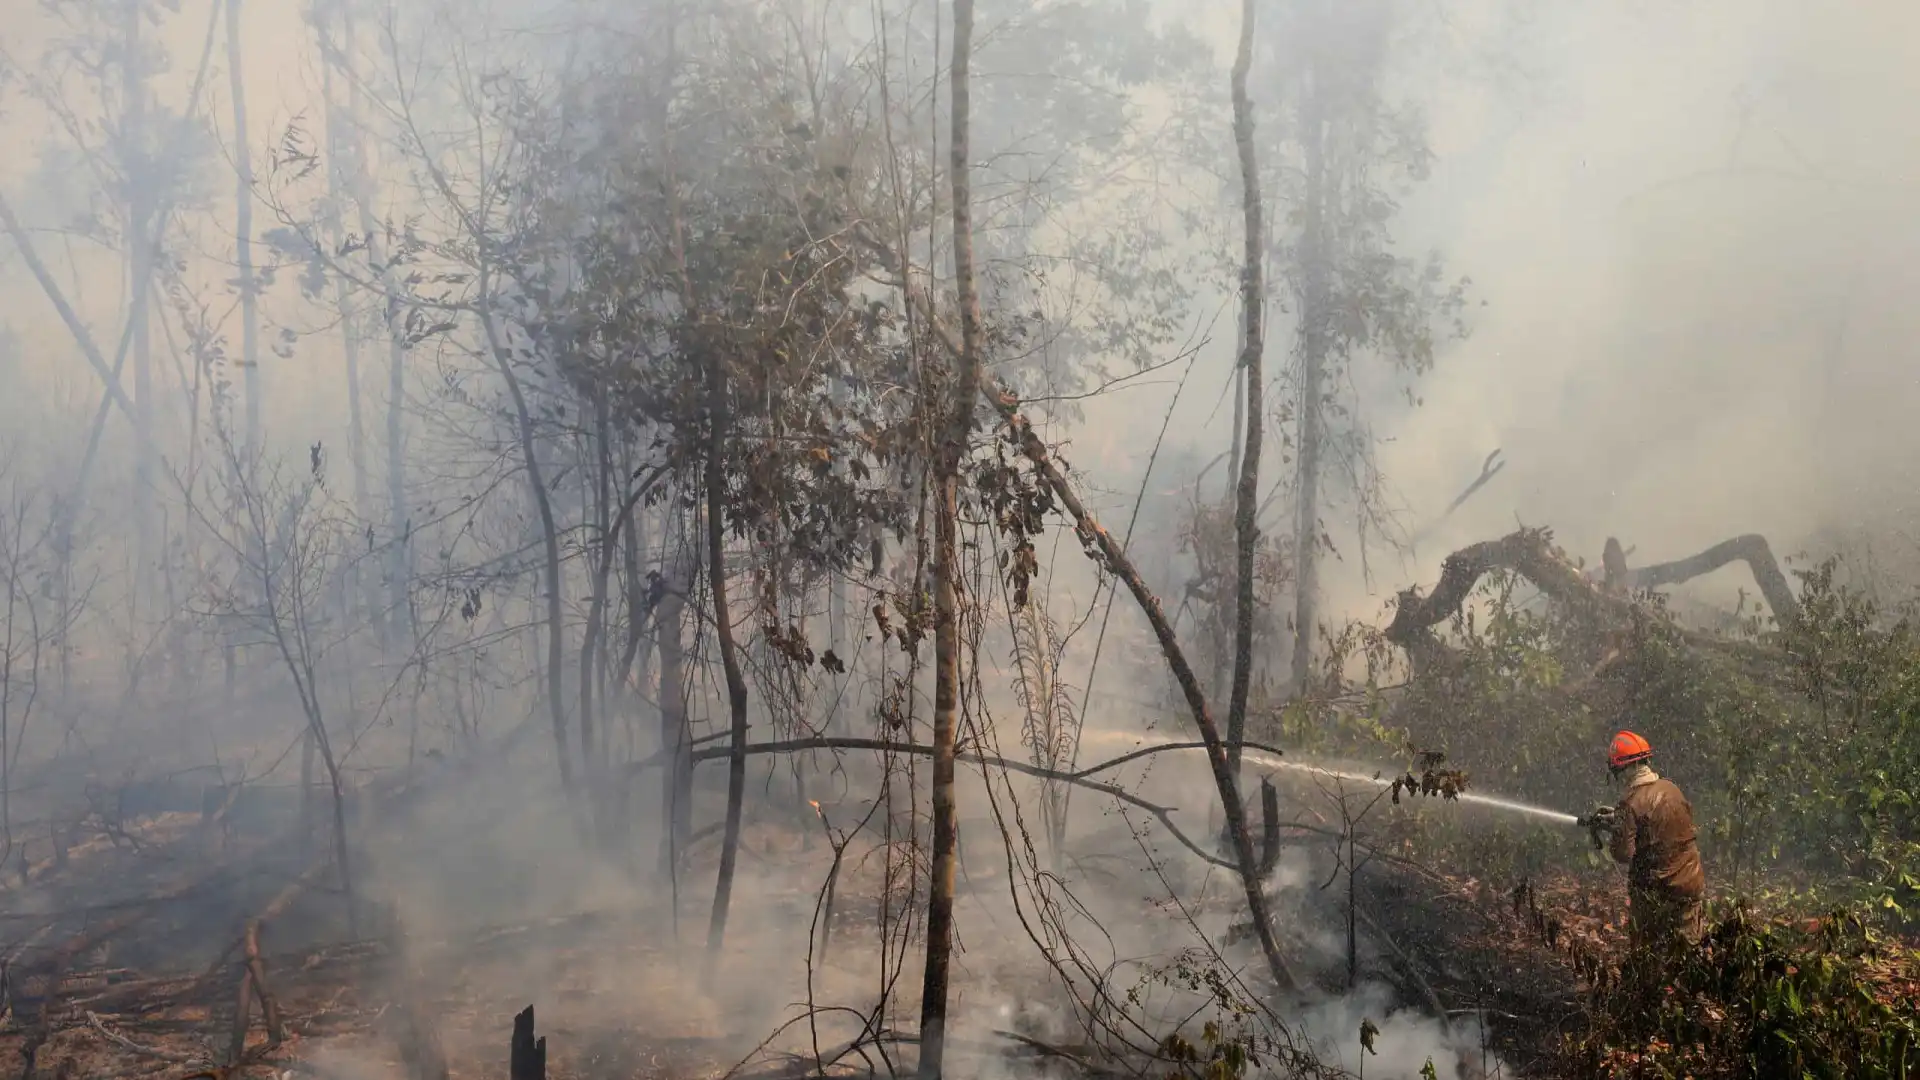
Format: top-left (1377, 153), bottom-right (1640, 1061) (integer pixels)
top-left (620, 482), bottom-right (649, 697)
top-left (581, 397), bottom-right (614, 818)
top-left (510, 1005), bottom-right (547, 1080)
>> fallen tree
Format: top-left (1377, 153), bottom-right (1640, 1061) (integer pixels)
top-left (1602, 533), bottom-right (1799, 624)
top-left (1384, 527), bottom-right (1616, 674)
top-left (1385, 526), bottom-right (1798, 678)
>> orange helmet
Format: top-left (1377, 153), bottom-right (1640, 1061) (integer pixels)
top-left (1608, 730), bottom-right (1653, 770)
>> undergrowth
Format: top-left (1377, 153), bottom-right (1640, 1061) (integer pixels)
top-left (1562, 903), bottom-right (1920, 1079)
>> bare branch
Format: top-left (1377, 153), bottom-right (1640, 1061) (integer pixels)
top-left (85, 1011), bottom-right (211, 1067)
top-left (683, 736), bottom-right (1296, 880)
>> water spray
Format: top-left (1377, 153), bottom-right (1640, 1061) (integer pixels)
top-left (1078, 731), bottom-right (1581, 826)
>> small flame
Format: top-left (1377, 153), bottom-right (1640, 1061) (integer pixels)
top-left (808, 800), bottom-right (822, 814)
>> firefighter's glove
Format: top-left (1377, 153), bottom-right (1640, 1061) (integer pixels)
top-left (1588, 805), bottom-right (1616, 825)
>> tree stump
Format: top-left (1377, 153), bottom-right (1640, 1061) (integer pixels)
top-left (510, 1005), bottom-right (546, 1080)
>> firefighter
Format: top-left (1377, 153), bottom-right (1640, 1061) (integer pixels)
top-left (1587, 730), bottom-right (1706, 958)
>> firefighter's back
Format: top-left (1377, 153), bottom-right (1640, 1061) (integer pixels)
top-left (1619, 776), bottom-right (1705, 899)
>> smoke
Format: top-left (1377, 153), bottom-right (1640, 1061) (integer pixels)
top-left (1384, 0), bottom-right (1920, 580)
top-left (298, 1041), bottom-right (409, 1080)
top-left (1295, 983), bottom-right (1488, 1080)
top-left (929, 731), bottom-right (1513, 1078)
top-left (1, 0), bottom-right (1911, 1075)
top-left (1069, 0), bottom-right (1920, 626)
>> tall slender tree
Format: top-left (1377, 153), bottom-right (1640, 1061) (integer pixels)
top-left (919, 0), bottom-right (980, 1071)
top-left (339, 0), bottom-right (414, 646)
top-left (315, 0), bottom-right (371, 551)
top-left (226, 0), bottom-right (262, 464)
top-left (1274, 0), bottom-right (1468, 690)
top-left (124, 0), bottom-right (158, 625)
top-left (1287, 32), bottom-right (1330, 694)
top-left (1226, 0), bottom-right (1267, 779)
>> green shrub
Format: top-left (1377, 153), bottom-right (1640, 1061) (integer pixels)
top-left (1568, 904), bottom-right (1920, 1080)
top-left (1337, 559), bottom-right (1920, 922)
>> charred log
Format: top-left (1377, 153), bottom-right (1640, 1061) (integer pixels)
top-left (1257, 778), bottom-right (1282, 880)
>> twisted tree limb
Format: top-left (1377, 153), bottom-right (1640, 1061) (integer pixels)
top-left (1388, 527), bottom-right (1796, 683)
top-left (1386, 527), bottom-right (1612, 647)
top-left (1383, 527), bottom-right (1617, 675)
top-left (1605, 533), bottom-right (1799, 624)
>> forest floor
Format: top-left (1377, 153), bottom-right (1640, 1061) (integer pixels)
top-left (2, 809), bottom-right (1913, 1080)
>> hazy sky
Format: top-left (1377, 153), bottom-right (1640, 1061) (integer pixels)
top-left (4, 0), bottom-right (1915, 621)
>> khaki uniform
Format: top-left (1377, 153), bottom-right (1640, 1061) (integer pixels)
top-left (1608, 767), bottom-right (1706, 954)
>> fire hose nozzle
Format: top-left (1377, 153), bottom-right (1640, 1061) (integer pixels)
top-left (1575, 807), bottom-right (1616, 851)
